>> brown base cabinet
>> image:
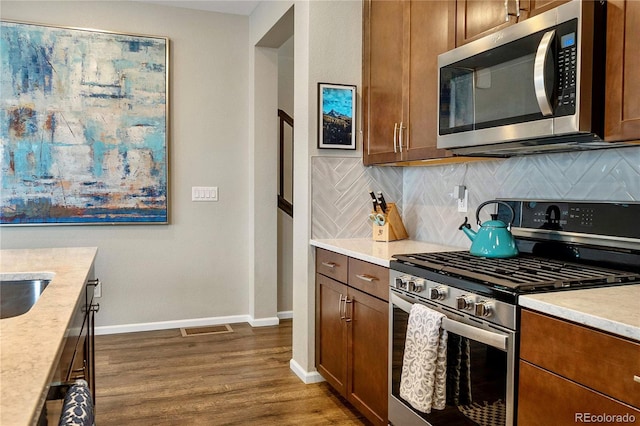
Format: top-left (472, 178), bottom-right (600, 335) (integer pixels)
top-left (518, 309), bottom-right (640, 425)
top-left (315, 249), bottom-right (389, 426)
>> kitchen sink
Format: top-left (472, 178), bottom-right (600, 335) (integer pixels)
top-left (0, 279), bottom-right (51, 319)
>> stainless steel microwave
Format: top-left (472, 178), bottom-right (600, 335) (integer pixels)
top-left (437, 0), bottom-right (610, 156)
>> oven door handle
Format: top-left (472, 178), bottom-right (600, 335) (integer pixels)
top-left (442, 317), bottom-right (507, 351)
top-left (391, 292), bottom-right (508, 351)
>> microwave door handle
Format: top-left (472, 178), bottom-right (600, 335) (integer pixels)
top-left (534, 29), bottom-right (556, 116)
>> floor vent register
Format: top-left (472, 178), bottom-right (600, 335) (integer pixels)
top-left (180, 324), bottom-right (234, 337)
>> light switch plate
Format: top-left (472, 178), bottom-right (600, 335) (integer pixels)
top-left (192, 186), bottom-right (218, 202)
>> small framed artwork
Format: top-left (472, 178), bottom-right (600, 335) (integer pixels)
top-left (317, 83), bottom-right (356, 150)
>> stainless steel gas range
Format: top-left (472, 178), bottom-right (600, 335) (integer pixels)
top-left (388, 199), bottom-right (640, 426)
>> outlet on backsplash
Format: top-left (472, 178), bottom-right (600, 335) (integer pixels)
top-left (453, 185), bottom-right (468, 213)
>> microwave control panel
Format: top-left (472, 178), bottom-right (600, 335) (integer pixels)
top-left (555, 19), bottom-right (578, 116)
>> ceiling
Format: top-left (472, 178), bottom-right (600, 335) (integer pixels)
top-left (134, 0), bottom-right (261, 16)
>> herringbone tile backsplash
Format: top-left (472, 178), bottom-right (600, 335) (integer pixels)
top-left (311, 147), bottom-right (640, 247)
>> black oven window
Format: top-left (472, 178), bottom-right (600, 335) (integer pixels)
top-left (392, 306), bottom-right (508, 425)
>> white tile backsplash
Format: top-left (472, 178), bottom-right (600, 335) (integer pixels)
top-left (311, 147), bottom-right (640, 247)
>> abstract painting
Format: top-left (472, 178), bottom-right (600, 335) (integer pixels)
top-left (0, 21), bottom-right (169, 225)
top-left (318, 83), bottom-right (356, 150)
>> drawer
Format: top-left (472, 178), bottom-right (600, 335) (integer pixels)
top-left (518, 360), bottom-right (640, 425)
top-left (316, 248), bottom-right (348, 283)
top-left (348, 258), bottom-right (389, 301)
top-left (520, 309), bottom-right (640, 408)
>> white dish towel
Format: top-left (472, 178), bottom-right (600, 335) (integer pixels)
top-left (399, 303), bottom-right (448, 413)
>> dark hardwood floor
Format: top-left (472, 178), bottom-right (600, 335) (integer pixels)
top-left (95, 320), bottom-right (368, 425)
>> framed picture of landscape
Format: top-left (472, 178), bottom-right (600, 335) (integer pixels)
top-left (317, 83), bottom-right (356, 150)
top-left (0, 20), bottom-right (169, 225)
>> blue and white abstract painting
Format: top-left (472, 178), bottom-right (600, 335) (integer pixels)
top-left (0, 21), bottom-right (168, 225)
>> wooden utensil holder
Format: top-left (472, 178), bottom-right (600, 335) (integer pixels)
top-left (372, 202), bottom-right (408, 242)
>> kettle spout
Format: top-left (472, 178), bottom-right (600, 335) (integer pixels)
top-left (458, 217), bottom-right (476, 241)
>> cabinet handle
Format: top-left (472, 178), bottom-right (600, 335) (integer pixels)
top-left (398, 122), bottom-right (404, 152)
top-left (339, 294), bottom-right (346, 320)
top-left (506, 0), bottom-right (523, 20)
top-left (321, 261), bottom-right (337, 269)
top-left (393, 122), bottom-right (399, 153)
top-left (345, 298), bottom-right (352, 322)
top-left (355, 274), bottom-right (377, 282)
top-left (634, 375), bottom-right (640, 384)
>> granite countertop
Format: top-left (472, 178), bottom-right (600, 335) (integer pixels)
top-left (519, 285), bottom-right (640, 341)
top-left (310, 238), bottom-right (464, 267)
top-left (0, 247), bottom-right (98, 426)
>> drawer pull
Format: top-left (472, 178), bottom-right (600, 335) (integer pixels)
top-left (355, 274), bottom-right (377, 282)
top-left (321, 262), bottom-right (337, 269)
top-left (634, 375), bottom-right (640, 384)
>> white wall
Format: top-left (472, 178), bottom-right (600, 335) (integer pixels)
top-left (278, 36), bottom-right (294, 314)
top-left (0, 1), bottom-right (253, 330)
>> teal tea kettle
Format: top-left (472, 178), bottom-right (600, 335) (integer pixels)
top-left (458, 200), bottom-right (519, 258)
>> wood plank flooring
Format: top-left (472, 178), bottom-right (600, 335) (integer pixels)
top-left (95, 320), bottom-right (369, 425)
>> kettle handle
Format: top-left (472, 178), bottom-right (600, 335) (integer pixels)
top-left (476, 200), bottom-right (515, 226)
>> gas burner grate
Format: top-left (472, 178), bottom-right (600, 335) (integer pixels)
top-left (393, 251), bottom-right (640, 292)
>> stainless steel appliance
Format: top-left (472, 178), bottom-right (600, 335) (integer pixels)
top-left (388, 199), bottom-right (640, 426)
top-left (436, 0), bottom-right (622, 157)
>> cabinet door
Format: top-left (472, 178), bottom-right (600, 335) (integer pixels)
top-left (362, 0), bottom-right (404, 165)
top-left (456, 0), bottom-right (520, 46)
top-left (347, 287), bottom-right (388, 426)
top-left (524, 0), bottom-right (569, 18)
top-left (518, 361), bottom-right (640, 425)
top-left (315, 273), bottom-right (348, 395)
top-left (404, 0), bottom-right (455, 161)
top-left (605, 0), bottom-right (640, 141)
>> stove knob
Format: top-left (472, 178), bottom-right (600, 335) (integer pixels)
top-left (409, 279), bottom-right (425, 292)
top-left (429, 287), bottom-right (447, 300)
top-left (456, 296), bottom-right (475, 311)
top-left (395, 276), bottom-right (410, 290)
top-left (475, 301), bottom-right (493, 317)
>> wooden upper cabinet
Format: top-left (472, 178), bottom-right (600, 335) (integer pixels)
top-left (455, 0), bottom-right (569, 46)
top-left (526, 0), bottom-right (570, 18)
top-left (456, 0), bottom-right (522, 46)
top-left (362, 0), bottom-right (404, 165)
top-left (363, 0), bottom-right (455, 165)
top-left (605, 0), bottom-right (640, 141)
top-left (404, 1), bottom-right (455, 161)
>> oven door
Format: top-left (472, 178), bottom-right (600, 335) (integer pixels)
top-left (389, 289), bottom-right (516, 426)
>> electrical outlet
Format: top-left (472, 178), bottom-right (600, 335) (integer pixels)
top-left (458, 189), bottom-right (468, 213)
top-left (94, 281), bottom-right (102, 298)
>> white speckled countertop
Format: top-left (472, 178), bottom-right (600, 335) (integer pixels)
top-left (519, 285), bottom-right (640, 341)
top-left (0, 247), bottom-right (98, 426)
top-left (311, 239), bottom-right (639, 341)
top-left (310, 238), bottom-right (464, 267)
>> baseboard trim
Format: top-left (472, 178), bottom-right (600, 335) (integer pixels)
top-left (277, 310), bottom-right (293, 320)
top-left (248, 316), bottom-right (280, 327)
top-left (95, 312), bottom-right (293, 335)
top-left (289, 359), bottom-right (324, 384)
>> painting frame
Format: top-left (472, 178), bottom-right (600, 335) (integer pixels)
top-left (317, 82), bottom-right (356, 150)
top-left (0, 20), bottom-right (169, 226)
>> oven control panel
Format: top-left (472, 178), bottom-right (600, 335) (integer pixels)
top-left (498, 199), bottom-right (640, 240)
top-left (391, 271), bottom-right (516, 330)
